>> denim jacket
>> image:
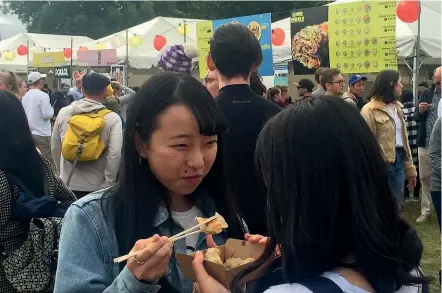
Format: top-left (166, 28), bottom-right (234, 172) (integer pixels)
top-left (54, 189), bottom-right (228, 293)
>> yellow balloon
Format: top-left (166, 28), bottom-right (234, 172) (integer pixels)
top-left (178, 23), bottom-right (190, 36)
top-left (111, 35), bottom-right (125, 49)
top-left (129, 35), bottom-right (143, 48)
top-left (94, 43), bottom-right (107, 50)
top-left (4, 51), bottom-right (16, 61)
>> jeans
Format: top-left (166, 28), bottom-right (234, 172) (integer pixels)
top-left (431, 191), bottom-right (441, 229)
top-left (388, 148), bottom-right (405, 210)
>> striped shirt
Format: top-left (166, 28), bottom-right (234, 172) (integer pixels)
top-left (403, 102), bottom-right (419, 166)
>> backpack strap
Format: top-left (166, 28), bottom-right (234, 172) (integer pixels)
top-left (298, 276), bottom-right (344, 293)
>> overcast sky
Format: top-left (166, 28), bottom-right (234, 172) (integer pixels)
top-left (0, 3), bottom-right (27, 41)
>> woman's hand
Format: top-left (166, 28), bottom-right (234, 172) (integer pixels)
top-left (245, 233), bottom-right (269, 245)
top-left (408, 177), bottom-right (417, 189)
top-left (192, 251), bottom-right (228, 293)
top-left (127, 234), bottom-right (173, 283)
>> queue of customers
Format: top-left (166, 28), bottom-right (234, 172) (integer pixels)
top-left (0, 22), bottom-right (438, 293)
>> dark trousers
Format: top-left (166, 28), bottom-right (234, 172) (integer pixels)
top-left (431, 190), bottom-right (441, 229)
top-left (72, 190), bottom-right (90, 199)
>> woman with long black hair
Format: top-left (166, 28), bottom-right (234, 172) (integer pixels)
top-left (0, 90), bottom-right (76, 293)
top-left (54, 73), bottom-right (245, 293)
top-left (192, 97), bottom-right (428, 293)
top-left (361, 70), bottom-right (417, 210)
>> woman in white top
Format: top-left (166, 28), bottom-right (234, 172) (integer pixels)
top-left (192, 97), bottom-right (428, 293)
top-left (361, 70), bottom-right (417, 210)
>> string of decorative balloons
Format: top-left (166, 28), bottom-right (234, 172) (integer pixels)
top-left (1, 1), bottom-right (420, 62)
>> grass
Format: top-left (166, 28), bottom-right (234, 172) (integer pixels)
top-left (402, 201), bottom-right (441, 293)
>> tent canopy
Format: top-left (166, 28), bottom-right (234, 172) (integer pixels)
top-left (272, 0), bottom-right (441, 63)
top-left (0, 33), bottom-right (94, 72)
top-left (80, 16), bottom-right (206, 69)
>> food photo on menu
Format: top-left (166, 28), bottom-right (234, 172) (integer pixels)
top-left (290, 5), bottom-right (329, 75)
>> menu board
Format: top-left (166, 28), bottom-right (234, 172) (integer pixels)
top-left (196, 21), bottom-right (214, 78)
top-left (329, 1), bottom-right (397, 73)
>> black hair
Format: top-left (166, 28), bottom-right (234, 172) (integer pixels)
top-left (103, 73), bottom-right (244, 292)
top-left (232, 97), bottom-right (428, 293)
top-left (210, 23), bottom-right (263, 80)
top-left (0, 90), bottom-right (44, 195)
top-left (401, 90), bottom-right (414, 104)
top-left (368, 70), bottom-right (400, 104)
top-left (250, 71), bottom-right (266, 96)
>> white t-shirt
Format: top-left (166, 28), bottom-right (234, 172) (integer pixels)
top-left (264, 271), bottom-right (420, 293)
top-left (172, 206), bottom-right (204, 253)
top-left (22, 89), bottom-right (54, 137)
top-left (386, 104), bottom-right (404, 147)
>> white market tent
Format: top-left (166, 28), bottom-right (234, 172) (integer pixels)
top-left (272, 0), bottom-right (442, 64)
top-left (80, 16), bottom-right (206, 69)
top-left (0, 33), bottom-right (94, 72)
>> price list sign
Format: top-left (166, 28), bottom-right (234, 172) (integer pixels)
top-left (328, 1), bottom-right (397, 73)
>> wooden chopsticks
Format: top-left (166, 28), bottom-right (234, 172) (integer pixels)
top-left (113, 214), bottom-right (218, 263)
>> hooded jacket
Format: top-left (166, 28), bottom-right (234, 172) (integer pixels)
top-left (342, 91), bottom-right (366, 111)
top-left (51, 98), bottom-right (123, 192)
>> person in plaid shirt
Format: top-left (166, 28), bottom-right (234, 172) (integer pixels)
top-left (402, 90), bottom-right (420, 200)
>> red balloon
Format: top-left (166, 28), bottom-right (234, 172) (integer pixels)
top-left (153, 35), bottom-right (167, 51)
top-left (17, 45), bottom-right (28, 56)
top-left (63, 48), bottom-right (72, 58)
top-left (272, 28), bottom-right (285, 46)
top-left (396, 0), bottom-right (420, 23)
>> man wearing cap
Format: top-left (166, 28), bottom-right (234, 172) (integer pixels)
top-left (294, 79), bottom-right (315, 101)
top-left (22, 71), bottom-right (56, 171)
top-left (52, 72), bottom-right (123, 198)
top-left (342, 74), bottom-right (367, 111)
top-left (51, 83), bottom-right (73, 119)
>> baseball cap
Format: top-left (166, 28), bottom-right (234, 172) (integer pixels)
top-left (82, 72), bottom-right (110, 94)
top-left (28, 72), bottom-right (47, 84)
top-left (294, 79), bottom-right (315, 92)
top-left (348, 74), bottom-right (367, 85)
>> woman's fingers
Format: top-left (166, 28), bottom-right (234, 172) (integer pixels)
top-left (192, 251), bottom-right (211, 282)
top-left (134, 236), bottom-right (169, 263)
top-left (139, 240), bottom-right (173, 268)
top-left (131, 234), bottom-right (160, 253)
top-left (245, 234), bottom-right (268, 245)
top-left (206, 235), bottom-right (217, 248)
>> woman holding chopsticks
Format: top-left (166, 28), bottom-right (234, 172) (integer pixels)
top-left (54, 73), bottom-right (246, 293)
top-left (192, 97), bottom-right (428, 293)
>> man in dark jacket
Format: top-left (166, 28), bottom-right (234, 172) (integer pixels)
top-left (414, 66), bottom-right (441, 223)
top-left (50, 83), bottom-right (73, 118)
top-left (208, 24), bottom-right (281, 235)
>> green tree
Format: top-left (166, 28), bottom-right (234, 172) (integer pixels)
top-left (1, 1), bottom-right (326, 39)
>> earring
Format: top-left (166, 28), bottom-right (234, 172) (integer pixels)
top-left (139, 156), bottom-right (142, 165)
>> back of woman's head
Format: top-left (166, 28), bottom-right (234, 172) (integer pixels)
top-left (266, 87), bottom-right (280, 101)
top-left (369, 70), bottom-right (400, 103)
top-left (401, 90), bottom-right (414, 104)
top-left (0, 72), bottom-right (20, 95)
top-left (108, 72), bottom-right (240, 256)
top-left (247, 97), bottom-right (425, 292)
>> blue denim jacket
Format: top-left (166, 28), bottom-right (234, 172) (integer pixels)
top-left (54, 189), bottom-right (228, 293)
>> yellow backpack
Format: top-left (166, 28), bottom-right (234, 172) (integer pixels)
top-left (62, 109), bottom-right (111, 185)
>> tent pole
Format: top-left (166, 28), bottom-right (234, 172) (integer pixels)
top-left (26, 40), bottom-right (29, 73)
top-left (183, 20), bottom-right (187, 44)
top-left (412, 0), bottom-right (421, 105)
top-left (125, 29), bottom-right (129, 86)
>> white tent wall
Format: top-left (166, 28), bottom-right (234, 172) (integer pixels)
top-left (0, 33), bottom-right (94, 72)
top-left (80, 16), bottom-right (205, 70)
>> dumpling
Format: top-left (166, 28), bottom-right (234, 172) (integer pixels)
top-left (197, 213), bottom-right (228, 235)
top-left (204, 248), bottom-right (223, 265)
top-left (224, 257), bottom-right (255, 269)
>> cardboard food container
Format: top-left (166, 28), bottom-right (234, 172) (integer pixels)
top-left (176, 238), bottom-right (265, 288)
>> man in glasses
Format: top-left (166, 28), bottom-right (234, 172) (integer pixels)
top-left (414, 66), bottom-right (441, 223)
top-left (321, 68), bottom-right (345, 98)
top-left (294, 79), bottom-right (315, 101)
top-left (204, 70), bottom-right (219, 98)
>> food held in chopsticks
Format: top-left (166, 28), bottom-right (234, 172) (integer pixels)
top-left (196, 212), bottom-right (228, 234)
top-left (203, 248), bottom-right (255, 269)
top-left (205, 248), bottom-right (224, 265)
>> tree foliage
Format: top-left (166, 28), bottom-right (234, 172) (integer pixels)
top-left (1, 1), bottom-right (326, 39)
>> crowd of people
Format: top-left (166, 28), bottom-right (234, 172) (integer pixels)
top-left (0, 21), bottom-right (440, 293)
